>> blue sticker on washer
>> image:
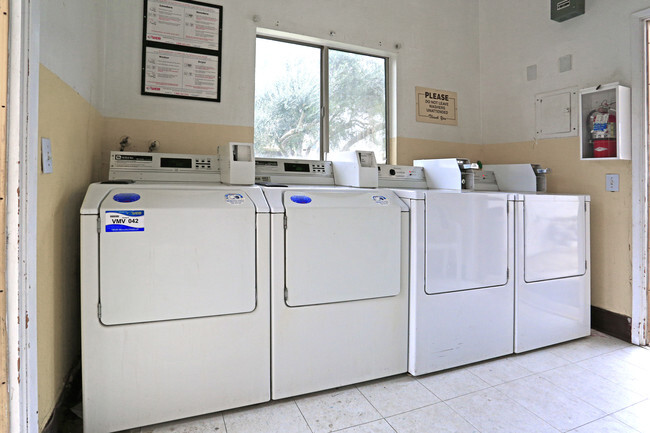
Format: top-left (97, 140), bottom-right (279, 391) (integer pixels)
top-left (112, 193), bottom-right (141, 203)
top-left (290, 195), bottom-right (312, 204)
top-left (225, 193), bottom-right (245, 205)
top-left (372, 195), bottom-right (389, 205)
top-left (105, 210), bottom-right (145, 232)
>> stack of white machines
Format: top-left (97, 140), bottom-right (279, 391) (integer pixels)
top-left (482, 163), bottom-right (591, 353)
top-left (81, 149), bottom-right (408, 432)
top-left (378, 160), bottom-right (516, 375)
top-left (255, 150), bottom-right (409, 399)
top-left (81, 149), bottom-right (590, 431)
top-left (81, 146), bottom-right (270, 432)
top-left (378, 159), bottom-right (591, 376)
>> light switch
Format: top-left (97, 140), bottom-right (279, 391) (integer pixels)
top-left (41, 137), bottom-right (53, 174)
top-left (606, 173), bottom-right (619, 192)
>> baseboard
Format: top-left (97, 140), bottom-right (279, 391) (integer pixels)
top-left (42, 359), bottom-right (81, 433)
top-left (591, 305), bottom-right (631, 342)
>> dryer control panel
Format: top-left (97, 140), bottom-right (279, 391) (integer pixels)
top-left (377, 165), bottom-right (428, 189)
top-left (414, 158), bottom-right (478, 190)
top-left (109, 151), bottom-right (220, 182)
top-left (255, 158), bottom-right (334, 185)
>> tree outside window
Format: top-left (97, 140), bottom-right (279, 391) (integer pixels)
top-left (254, 37), bottom-right (388, 162)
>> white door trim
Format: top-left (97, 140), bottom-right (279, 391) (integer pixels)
top-left (6, 0), bottom-right (40, 431)
top-left (630, 8), bottom-right (649, 346)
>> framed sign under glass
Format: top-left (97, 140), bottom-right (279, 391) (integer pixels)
top-left (142, 0), bottom-right (223, 102)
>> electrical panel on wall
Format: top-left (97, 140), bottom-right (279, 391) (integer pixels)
top-left (535, 87), bottom-right (578, 139)
top-left (551, 0), bottom-right (585, 22)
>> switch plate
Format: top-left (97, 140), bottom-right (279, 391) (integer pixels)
top-left (559, 54), bottom-right (572, 73)
top-left (41, 137), bottom-right (53, 174)
top-left (606, 173), bottom-right (619, 192)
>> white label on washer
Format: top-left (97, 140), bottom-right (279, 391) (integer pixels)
top-left (372, 195), bottom-right (389, 205)
top-left (105, 210), bottom-right (145, 232)
top-left (225, 193), bottom-right (245, 205)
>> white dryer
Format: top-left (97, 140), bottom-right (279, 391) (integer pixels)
top-left (80, 152), bottom-right (271, 432)
top-left (255, 158), bottom-right (409, 399)
top-left (483, 164), bottom-right (591, 353)
top-left (378, 162), bottom-right (515, 376)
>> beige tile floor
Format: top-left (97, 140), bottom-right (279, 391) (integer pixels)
top-left (131, 331), bottom-right (650, 433)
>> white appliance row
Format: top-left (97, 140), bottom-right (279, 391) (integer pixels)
top-left (80, 151), bottom-right (590, 432)
top-left (80, 151), bottom-right (408, 432)
top-left (378, 160), bottom-right (590, 376)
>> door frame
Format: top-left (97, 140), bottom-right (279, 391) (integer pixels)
top-left (631, 8), bottom-right (650, 346)
top-left (5, 0), bottom-right (40, 431)
top-left (1, 0), bottom-right (9, 429)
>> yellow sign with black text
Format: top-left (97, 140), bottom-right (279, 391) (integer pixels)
top-left (416, 86), bottom-right (458, 126)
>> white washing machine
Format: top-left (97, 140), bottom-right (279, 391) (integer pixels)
top-left (483, 164), bottom-right (591, 353)
top-left (80, 152), bottom-right (271, 432)
top-left (378, 161), bottom-right (515, 376)
top-left (255, 157), bottom-right (409, 399)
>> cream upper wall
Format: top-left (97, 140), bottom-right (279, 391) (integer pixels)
top-left (100, 0), bottom-right (482, 144)
top-left (479, 0), bottom-right (650, 144)
top-left (40, 0), bottom-right (106, 108)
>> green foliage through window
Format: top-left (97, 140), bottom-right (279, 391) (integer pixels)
top-left (254, 37), bottom-right (387, 162)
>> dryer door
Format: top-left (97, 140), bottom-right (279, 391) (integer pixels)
top-left (424, 191), bottom-right (509, 294)
top-left (284, 190), bottom-right (402, 306)
top-left (98, 188), bottom-right (257, 325)
top-left (523, 194), bottom-right (587, 283)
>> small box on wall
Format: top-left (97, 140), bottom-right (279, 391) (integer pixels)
top-left (551, 0), bottom-right (585, 23)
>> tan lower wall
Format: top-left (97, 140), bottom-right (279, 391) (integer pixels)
top-left (393, 135), bottom-right (633, 318)
top-left (479, 138), bottom-right (633, 317)
top-left (101, 118), bottom-right (254, 178)
top-left (37, 65), bottom-right (104, 430)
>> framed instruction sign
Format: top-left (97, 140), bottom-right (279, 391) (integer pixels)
top-left (415, 86), bottom-right (458, 126)
top-left (142, 0), bottom-right (223, 102)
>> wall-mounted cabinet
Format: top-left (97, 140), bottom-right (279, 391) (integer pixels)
top-left (579, 83), bottom-right (630, 160)
top-left (535, 87), bottom-right (578, 140)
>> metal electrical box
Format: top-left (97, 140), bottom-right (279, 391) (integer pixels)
top-left (551, 0), bottom-right (584, 22)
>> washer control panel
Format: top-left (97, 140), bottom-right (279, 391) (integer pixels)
top-left (109, 151), bottom-right (220, 182)
top-left (255, 158), bottom-right (334, 185)
top-left (377, 164), bottom-right (428, 188)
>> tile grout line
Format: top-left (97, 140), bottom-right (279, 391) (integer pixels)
top-left (540, 362), bottom-right (648, 415)
top-left (611, 407), bottom-right (647, 433)
top-left (292, 398), bottom-right (315, 433)
top-left (568, 413), bottom-right (639, 433)
top-left (437, 399), bottom-right (486, 433)
top-left (221, 412), bottom-right (228, 433)
top-left (448, 382), bottom-right (562, 433)
top-left (571, 349), bottom-right (650, 396)
top-left (354, 385), bottom-right (386, 427)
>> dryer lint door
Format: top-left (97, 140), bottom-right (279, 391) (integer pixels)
top-left (424, 192), bottom-right (509, 294)
top-left (283, 190), bottom-right (402, 306)
top-left (98, 188), bottom-right (257, 325)
top-left (522, 195), bottom-right (587, 283)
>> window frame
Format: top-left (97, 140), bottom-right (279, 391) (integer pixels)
top-left (255, 34), bottom-right (391, 162)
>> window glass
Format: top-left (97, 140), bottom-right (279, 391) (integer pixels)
top-left (254, 37), bottom-right (388, 162)
top-left (329, 50), bottom-right (387, 163)
top-left (254, 38), bottom-right (321, 159)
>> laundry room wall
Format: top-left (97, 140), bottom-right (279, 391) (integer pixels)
top-left (38, 0), bottom-right (106, 429)
top-left (35, 0), bottom-right (482, 429)
top-left (100, 0), bottom-right (481, 170)
top-left (477, 0), bottom-right (650, 320)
